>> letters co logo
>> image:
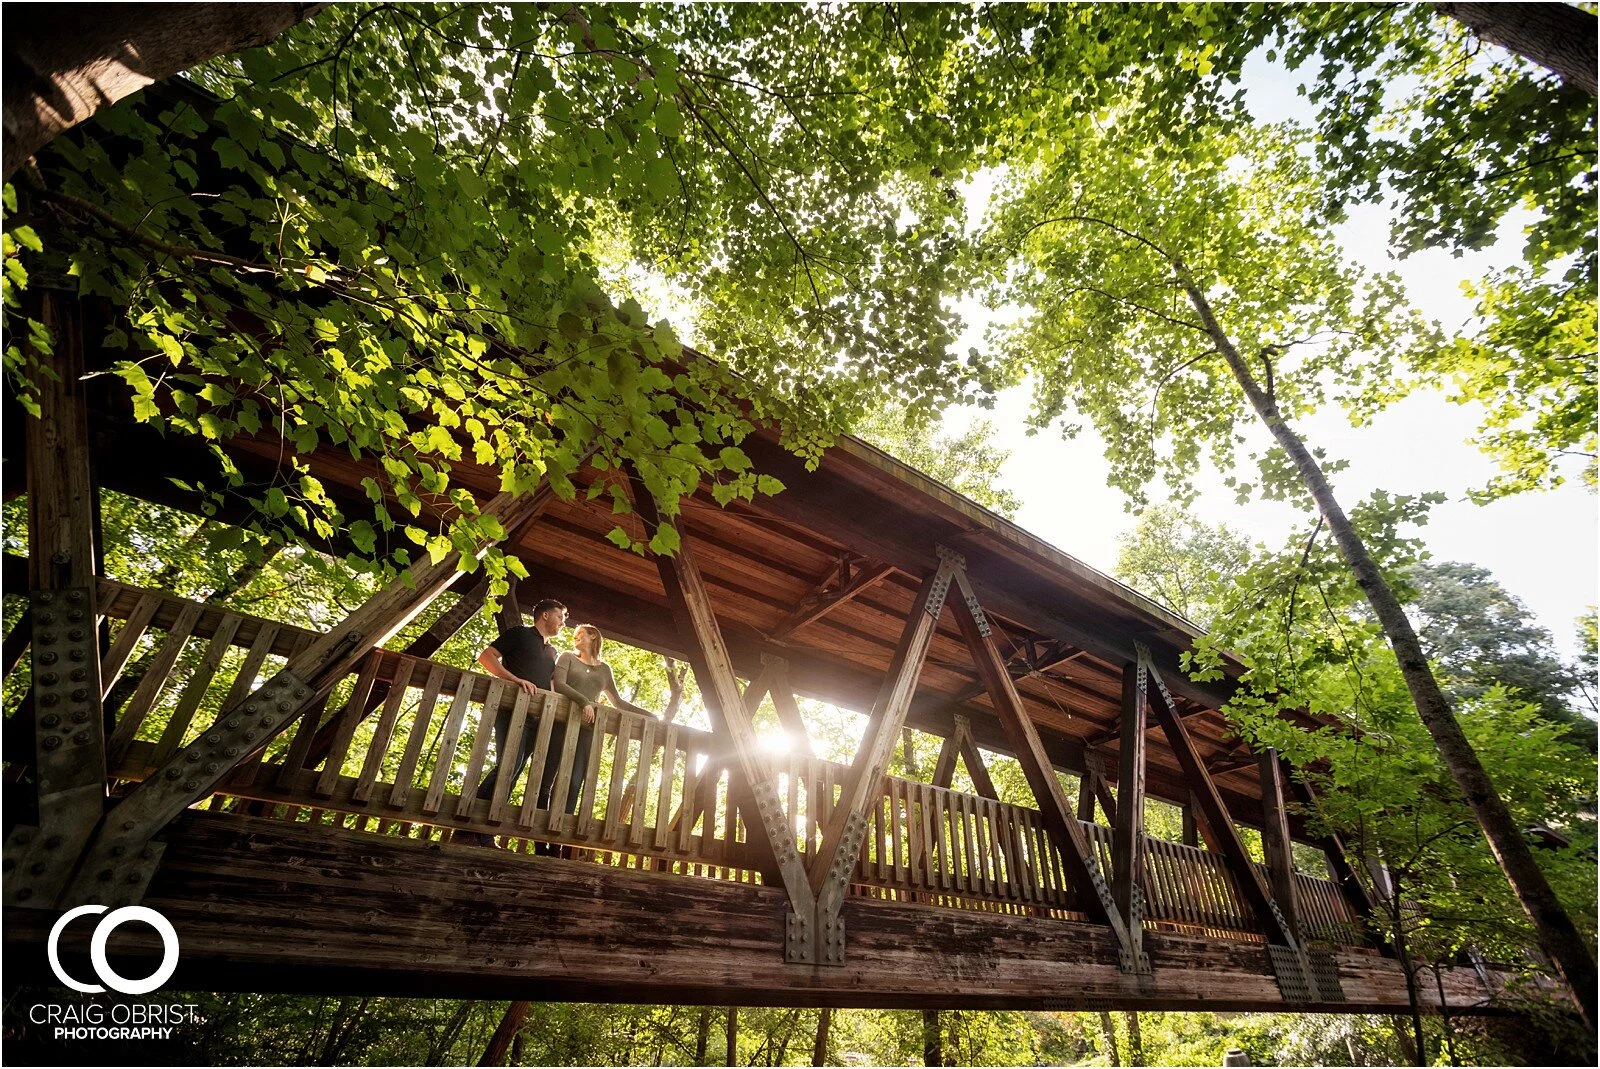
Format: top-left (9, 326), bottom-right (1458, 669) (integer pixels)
top-left (48, 905), bottom-right (179, 995)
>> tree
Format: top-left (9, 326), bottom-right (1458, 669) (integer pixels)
top-left (1113, 505), bottom-right (1252, 629)
top-left (5, 4), bottom-right (1007, 609)
top-left (983, 111), bottom-right (1596, 1025)
top-left (1406, 560), bottom-right (1596, 750)
top-left (850, 405), bottom-right (1022, 519)
top-left (1, 3), bottom-right (330, 181)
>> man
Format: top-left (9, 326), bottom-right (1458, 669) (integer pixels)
top-left (454, 597), bottom-right (567, 846)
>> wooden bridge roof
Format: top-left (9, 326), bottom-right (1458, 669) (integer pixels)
top-left (65, 331), bottom-right (1296, 832)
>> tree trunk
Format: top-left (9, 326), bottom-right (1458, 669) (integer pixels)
top-left (811, 1008), bottom-right (831, 1067)
top-left (3, 3), bottom-right (329, 180)
top-left (1124, 1012), bottom-right (1143, 1067)
top-left (725, 1007), bottom-right (738, 1067)
top-left (1097, 1012), bottom-right (1120, 1068)
top-left (479, 1002), bottom-right (530, 1067)
top-left (1433, 3), bottom-right (1596, 96)
top-left (1180, 272), bottom-right (1598, 1030)
top-left (695, 1007), bottom-right (712, 1066)
top-left (921, 1009), bottom-right (942, 1067)
top-left (426, 1002), bottom-right (473, 1066)
top-left (1389, 1017), bottom-right (1420, 1067)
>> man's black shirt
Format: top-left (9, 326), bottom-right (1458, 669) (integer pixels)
top-left (490, 626), bottom-right (557, 689)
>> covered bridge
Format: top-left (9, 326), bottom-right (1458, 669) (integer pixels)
top-left (0, 281), bottom-right (1526, 1018)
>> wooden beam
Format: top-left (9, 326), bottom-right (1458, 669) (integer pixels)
top-left (1258, 747), bottom-right (1302, 940)
top-left (63, 484), bottom-right (551, 907)
top-left (944, 559), bottom-right (1135, 965)
top-left (1143, 655), bottom-right (1297, 948)
top-left (1111, 661), bottom-right (1148, 969)
top-left (1181, 802), bottom-right (1198, 848)
top-left (807, 561), bottom-right (954, 964)
top-left (4, 289), bottom-right (109, 908)
top-left (956, 723), bottom-right (1000, 802)
top-left (1084, 751), bottom-right (1119, 827)
top-left (769, 555), bottom-right (894, 642)
top-left (629, 474), bottom-right (817, 956)
top-left (1286, 770), bottom-right (1380, 938)
top-left (763, 656), bottom-right (814, 757)
top-left (949, 639), bottom-right (1084, 704)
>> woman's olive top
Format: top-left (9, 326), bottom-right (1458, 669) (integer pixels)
top-left (552, 651), bottom-right (620, 707)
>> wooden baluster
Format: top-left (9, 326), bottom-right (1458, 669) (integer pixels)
top-left (576, 706), bottom-right (611, 840)
top-left (106, 602), bottom-right (204, 765)
top-left (676, 740), bottom-right (701, 853)
top-left (98, 594), bottom-right (162, 697)
top-left (353, 659), bottom-right (414, 805)
top-left (653, 724), bottom-right (679, 850)
top-left (421, 682), bottom-right (475, 817)
top-left (517, 692), bottom-right (559, 830)
top-left (315, 651), bottom-right (385, 798)
top-left (218, 622), bottom-right (281, 711)
top-left (387, 664), bottom-right (449, 809)
top-left (270, 685), bottom-right (333, 790)
top-left (544, 701), bottom-right (587, 838)
top-left (150, 614), bottom-right (242, 767)
top-left (906, 781), bottom-right (923, 888)
top-left (889, 778), bottom-right (905, 886)
top-left (628, 717), bottom-right (658, 848)
top-left (455, 679), bottom-right (509, 820)
top-left (786, 755), bottom-right (802, 858)
top-left (933, 790), bottom-right (952, 892)
top-left (602, 712), bottom-right (634, 843)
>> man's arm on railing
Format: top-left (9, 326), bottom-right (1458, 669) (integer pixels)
top-left (477, 646), bottom-right (539, 696)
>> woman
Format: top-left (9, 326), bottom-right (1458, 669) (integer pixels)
top-left (542, 624), bottom-right (655, 815)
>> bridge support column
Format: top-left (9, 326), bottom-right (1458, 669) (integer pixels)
top-left (3, 290), bottom-right (110, 908)
top-left (59, 485), bottom-right (550, 907)
top-left (806, 551), bottom-right (955, 964)
top-left (945, 557), bottom-right (1143, 974)
top-left (630, 474), bottom-right (819, 962)
top-left (1111, 660), bottom-right (1149, 975)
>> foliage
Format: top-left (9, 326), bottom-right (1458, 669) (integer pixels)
top-left (849, 405), bottom-right (1022, 519)
top-left (1406, 560), bottom-right (1596, 750)
top-left (2, 3), bottom-right (1020, 602)
top-left (1114, 504), bottom-right (1253, 629)
top-left (982, 115), bottom-right (1433, 509)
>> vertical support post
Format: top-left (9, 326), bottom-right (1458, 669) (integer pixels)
top-left (1082, 751), bottom-right (1118, 826)
top-left (1181, 801), bottom-right (1198, 847)
top-left (1258, 746), bottom-right (1301, 941)
top-left (629, 473), bottom-right (817, 960)
top-left (807, 551), bottom-right (955, 965)
top-left (944, 563), bottom-right (1138, 969)
top-left (4, 290), bottom-right (109, 907)
top-left (63, 486), bottom-right (551, 907)
top-left (1111, 660), bottom-right (1148, 971)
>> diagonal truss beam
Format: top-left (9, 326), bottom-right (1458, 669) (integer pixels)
top-left (629, 474), bottom-right (818, 958)
top-left (1142, 651), bottom-right (1298, 949)
top-left (944, 558), bottom-right (1139, 970)
top-left (806, 555), bottom-right (956, 963)
top-left (769, 554), bottom-right (894, 642)
top-left (930, 714), bottom-right (999, 800)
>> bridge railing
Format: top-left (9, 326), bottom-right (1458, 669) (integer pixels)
top-left (4, 576), bottom-right (1366, 946)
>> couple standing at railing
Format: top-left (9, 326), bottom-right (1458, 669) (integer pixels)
top-left (452, 597), bottom-right (655, 848)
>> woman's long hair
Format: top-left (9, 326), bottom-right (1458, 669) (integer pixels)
top-left (574, 623), bottom-right (604, 658)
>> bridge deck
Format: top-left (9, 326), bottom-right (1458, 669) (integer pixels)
top-left (7, 810), bottom-right (1497, 1014)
